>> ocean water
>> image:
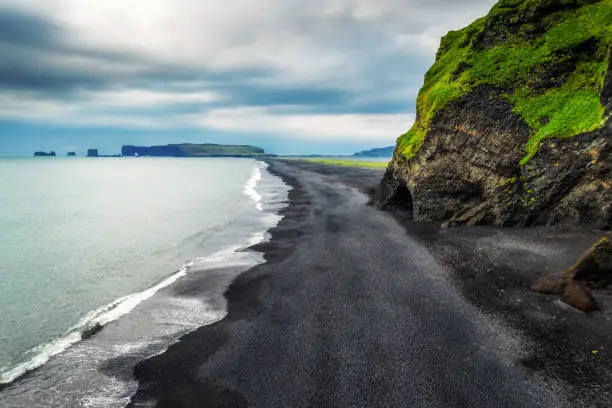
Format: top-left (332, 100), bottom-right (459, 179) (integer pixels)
top-left (0, 157), bottom-right (289, 407)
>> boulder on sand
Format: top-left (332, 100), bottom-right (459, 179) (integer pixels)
top-left (561, 281), bottom-right (599, 313)
top-left (531, 275), bottom-right (566, 295)
top-left (531, 236), bottom-right (611, 313)
top-left (564, 237), bottom-right (612, 288)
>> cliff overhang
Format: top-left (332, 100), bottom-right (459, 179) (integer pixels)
top-left (381, 0), bottom-right (612, 230)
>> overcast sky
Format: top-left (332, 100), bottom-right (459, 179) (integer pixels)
top-left (0, 0), bottom-right (495, 155)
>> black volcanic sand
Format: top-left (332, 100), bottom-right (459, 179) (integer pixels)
top-left (128, 159), bottom-right (612, 408)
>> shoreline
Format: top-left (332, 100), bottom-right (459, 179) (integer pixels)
top-left (0, 159), bottom-right (289, 407)
top-left (127, 159), bottom-right (612, 407)
top-left (127, 159), bottom-right (310, 406)
top-left (0, 260), bottom-right (196, 388)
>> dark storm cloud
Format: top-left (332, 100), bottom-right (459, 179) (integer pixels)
top-left (0, 4), bottom-right (422, 114)
top-left (0, 7), bottom-right (132, 91)
top-left (0, 7), bottom-right (271, 95)
top-left (0, 7), bottom-right (98, 90)
top-left (0, 0), bottom-right (496, 146)
top-left (0, 49), bottom-right (103, 91)
top-left (0, 7), bottom-right (58, 48)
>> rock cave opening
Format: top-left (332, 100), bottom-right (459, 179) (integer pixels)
top-left (386, 184), bottom-right (414, 218)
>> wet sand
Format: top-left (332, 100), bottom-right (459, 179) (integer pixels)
top-left (128, 159), bottom-right (612, 408)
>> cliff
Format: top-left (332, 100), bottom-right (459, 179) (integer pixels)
top-left (121, 143), bottom-right (267, 158)
top-left (380, 0), bottom-right (611, 230)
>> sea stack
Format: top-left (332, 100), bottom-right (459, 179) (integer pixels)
top-left (33, 151), bottom-right (56, 157)
top-left (378, 0), bottom-right (611, 230)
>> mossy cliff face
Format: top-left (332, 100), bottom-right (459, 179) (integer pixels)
top-left (381, 0), bottom-right (612, 229)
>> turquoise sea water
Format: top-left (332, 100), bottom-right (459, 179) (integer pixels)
top-left (0, 157), bottom-right (288, 407)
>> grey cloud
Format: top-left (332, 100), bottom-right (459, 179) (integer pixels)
top-left (0, 45), bottom-right (105, 91)
top-left (0, 0), bottom-right (495, 123)
top-left (0, 7), bottom-right (274, 95)
top-left (0, 7), bottom-right (133, 92)
top-left (0, 7), bottom-right (59, 49)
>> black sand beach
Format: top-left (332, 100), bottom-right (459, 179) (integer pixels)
top-left (128, 159), bottom-right (612, 408)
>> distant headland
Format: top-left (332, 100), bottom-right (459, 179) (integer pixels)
top-left (121, 143), bottom-right (270, 157)
top-left (33, 143), bottom-right (272, 158)
top-left (352, 146), bottom-right (394, 158)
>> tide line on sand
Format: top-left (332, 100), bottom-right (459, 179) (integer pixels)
top-left (0, 263), bottom-right (192, 385)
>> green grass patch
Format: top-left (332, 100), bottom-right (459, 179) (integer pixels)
top-left (397, 0), bottom-right (612, 164)
top-left (176, 143), bottom-right (266, 156)
top-left (512, 86), bottom-right (606, 164)
top-left (302, 158), bottom-right (389, 169)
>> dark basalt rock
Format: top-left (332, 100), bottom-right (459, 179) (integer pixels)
top-left (561, 281), bottom-right (599, 313)
top-left (379, 87), bottom-right (611, 230)
top-left (122, 145), bottom-right (185, 157)
top-left (33, 151), bottom-right (56, 157)
top-left (379, 0), bottom-right (612, 231)
top-left (531, 236), bottom-right (611, 312)
top-left (603, 47), bottom-right (612, 114)
top-left (565, 237), bottom-right (612, 287)
top-left (531, 275), bottom-right (566, 295)
top-left (82, 323), bottom-right (103, 339)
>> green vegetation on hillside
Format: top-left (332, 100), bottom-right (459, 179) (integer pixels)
top-left (302, 158), bottom-right (390, 169)
top-left (176, 143), bottom-right (266, 157)
top-left (122, 143), bottom-right (267, 157)
top-left (397, 0), bottom-right (611, 164)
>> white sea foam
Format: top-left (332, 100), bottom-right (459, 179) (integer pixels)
top-left (248, 231), bottom-right (266, 246)
top-left (0, 331), bottom-right (82, 385)
top-left (0, 263), bottom-right (192, 385)
top-left (0, 159), bottom-right (291, 406)
top-left (81, 377), bottom-right (133, 408)
top-left (78, 262), bottom-right (192, 328)
top-left (244, 164), bottom-right (263, 211)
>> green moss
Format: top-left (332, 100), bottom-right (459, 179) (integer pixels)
top-left (397, 0), bottom-right (612, 164)
top-left (396, 127), bottom-right (427, 159)
top-left (513, 87), bottom-right (605, 164)
top-left (397, 17), bottom-right (485, 157)
top-left (498, 176), bottom-right (519, 194)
